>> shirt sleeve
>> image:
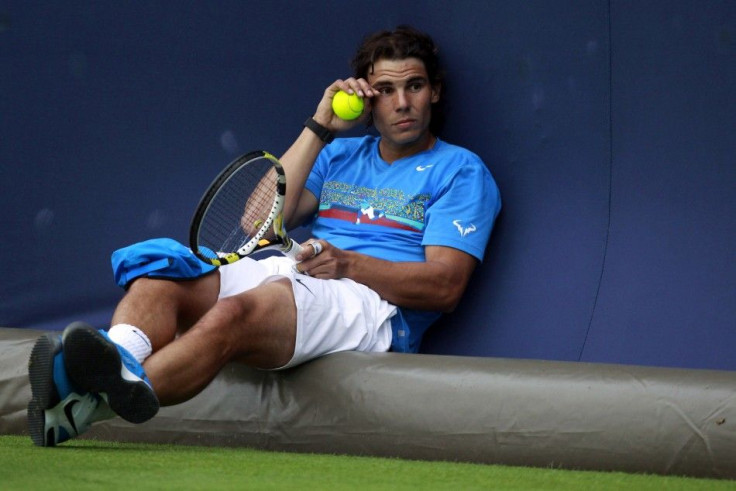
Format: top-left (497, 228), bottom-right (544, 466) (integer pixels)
top-left (304, 147), bottom-right (329, 201)
top-left (421, 158), bottom-right (501, 261)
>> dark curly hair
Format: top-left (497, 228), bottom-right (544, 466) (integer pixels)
top-left (351, 25), bottom-right (445, 135)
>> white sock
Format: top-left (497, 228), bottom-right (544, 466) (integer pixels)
top-left (107, 324), bottom-right (153, 364)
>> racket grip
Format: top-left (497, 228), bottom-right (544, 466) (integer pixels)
top-left (282, 239), bottom-right (304, 262)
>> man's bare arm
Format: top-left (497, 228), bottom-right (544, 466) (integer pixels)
top-left (279, 78), bottom-right (380, 230)
top-left (297, 243), bottom-right (478, 312)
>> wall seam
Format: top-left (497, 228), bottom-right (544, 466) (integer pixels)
top-left (578, 0), bottom-right (615, 361)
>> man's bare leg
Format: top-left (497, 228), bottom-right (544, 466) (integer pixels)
top-left (110, 273), bottom-right (222, 351)
top-left (141, 278), bottom-right (297, 405)
top-left (60, 273), bottom-right (222, 422)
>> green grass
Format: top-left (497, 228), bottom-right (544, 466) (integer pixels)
top-left (1, 435), bottom-right (733, 490)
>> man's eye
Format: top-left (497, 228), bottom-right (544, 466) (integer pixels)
top-left (408, 83), bottom-right (424, 92)
top-left (378, 87), bottom-right (393, 95)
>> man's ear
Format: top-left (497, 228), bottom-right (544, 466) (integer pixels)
top-left (431, 84), bottom-right (441, 103)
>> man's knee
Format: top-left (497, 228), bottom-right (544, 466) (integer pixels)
top-left (124, 273), bottom-right (221, 329)
top-left (207, 286), bottom-right (296, 368)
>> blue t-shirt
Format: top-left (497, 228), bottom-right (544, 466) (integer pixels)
top-left (304, 135), bottom-right (501, 352)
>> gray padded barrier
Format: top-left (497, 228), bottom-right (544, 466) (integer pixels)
top-left (1, 328), bottom-right (735, 479)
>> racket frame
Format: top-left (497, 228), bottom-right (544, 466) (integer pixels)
top-left (189, 151), bottom-right (304, 267)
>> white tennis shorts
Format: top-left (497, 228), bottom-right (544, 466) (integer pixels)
top-left (217, 256), bottom-right (395, 369)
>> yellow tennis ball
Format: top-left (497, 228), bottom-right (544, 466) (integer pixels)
top-left (331, 90), bottom-right (364, 120)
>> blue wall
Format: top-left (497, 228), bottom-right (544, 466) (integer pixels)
top-left (1, 1), bottom-right (734, 370)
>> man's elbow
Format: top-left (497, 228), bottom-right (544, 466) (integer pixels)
top-left (436, 283), bottom-right (467, 313)
top-left (424, 251), bottom-right (477, 313)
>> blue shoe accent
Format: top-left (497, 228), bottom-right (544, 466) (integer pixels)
top-left (62, 322), bottom-right (159, 424)
top-left (27, 333), bottom-right (113, 447)
top-left (52, 349), bottom-right (74, 397)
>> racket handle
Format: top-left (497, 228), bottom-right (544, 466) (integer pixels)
top-left (281, 239), bottom-right (304, 262)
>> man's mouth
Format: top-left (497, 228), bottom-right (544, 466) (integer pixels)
top-left (394, 119), bottom-right (415, 129)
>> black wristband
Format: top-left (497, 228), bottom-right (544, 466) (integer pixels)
top-left (303, 117), bottom-right (334, 144)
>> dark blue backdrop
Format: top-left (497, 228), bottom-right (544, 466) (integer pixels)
top-left (2, 1), bottom-right (734, 371)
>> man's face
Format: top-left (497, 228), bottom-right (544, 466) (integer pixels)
top-left (367, 57), bottom-right (440, 157)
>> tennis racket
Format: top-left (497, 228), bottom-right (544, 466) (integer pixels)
top-left (189, 150), bottom-right (304, 267)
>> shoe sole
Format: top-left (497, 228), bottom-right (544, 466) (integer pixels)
top-left (27, 334), bottom-right (60, 447)
top-left (62, 323), bottom-right (159, 424)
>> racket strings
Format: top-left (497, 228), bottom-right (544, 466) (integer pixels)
top-left (197, 158), bottom-right (277, 258)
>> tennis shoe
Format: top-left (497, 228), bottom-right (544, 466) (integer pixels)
top-left (27, 333), bottom-right (114, 447)
top-left (62, 322), bottom-right (159, 424)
